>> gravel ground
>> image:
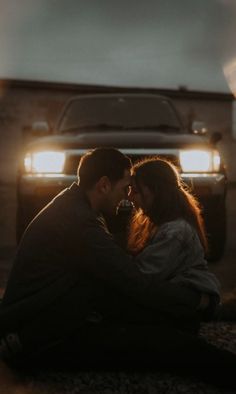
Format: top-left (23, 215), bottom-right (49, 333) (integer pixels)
top-left (0, 320), bottom-right (234, 394)
top-left (1, 250), bottom-right (236, 393)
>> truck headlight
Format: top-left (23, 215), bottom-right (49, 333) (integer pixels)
top-left (24, 151), bottom-right (66, 174)
top-left (179, 150), bottom-right (220, 173)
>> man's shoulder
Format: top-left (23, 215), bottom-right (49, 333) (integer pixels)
top-left (31, 183), bottom-right (95, 230)
top-left (54, 183), bottom-right (92, 213)
top-left (55, 182), bottom-right (86, 202)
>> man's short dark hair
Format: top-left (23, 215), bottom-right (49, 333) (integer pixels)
top-left (78, 148), bottom-right (131, 190)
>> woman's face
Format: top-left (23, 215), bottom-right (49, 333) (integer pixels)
top-left (130, 179), bottom-right (154, 213)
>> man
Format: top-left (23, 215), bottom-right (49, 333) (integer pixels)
top-left (0, 148), bottom-right (235, 389)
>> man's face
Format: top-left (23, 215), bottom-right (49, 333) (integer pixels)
top-left (101, 169), bottom-right (131, 216)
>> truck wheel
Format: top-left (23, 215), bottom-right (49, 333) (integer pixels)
top-left (205, 200), bottom-right (227, 262)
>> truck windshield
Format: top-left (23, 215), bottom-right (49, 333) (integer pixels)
top-left (58, 95), bottom-right (183, 133)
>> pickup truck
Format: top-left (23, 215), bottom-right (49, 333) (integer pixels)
top-left (17, 93), bottom-right (227, 261)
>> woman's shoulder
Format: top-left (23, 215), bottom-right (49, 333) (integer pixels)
top-left (161, 218), bottom-right (193, 232)
top-left (155, 218), bottom-right (195, 242)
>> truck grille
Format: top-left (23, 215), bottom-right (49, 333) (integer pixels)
top-left (64, 153), bottom-right (180, 175)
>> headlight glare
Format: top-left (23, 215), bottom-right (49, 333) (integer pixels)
top-left (24, 151), bottom-right (65, 173)
top-left (213, 151), bottom-right (221, 171)
top-left (179, 150), bottom-right (220, 172)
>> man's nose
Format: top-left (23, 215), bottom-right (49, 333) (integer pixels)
top-left (124, 186), bottom-right (131, 199)
top-left (128, 189), bottom-right (134, 201)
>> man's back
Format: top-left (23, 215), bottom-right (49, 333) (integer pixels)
top-left (1, 183), bottom-right (103, 334)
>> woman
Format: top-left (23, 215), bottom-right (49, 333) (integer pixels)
top-left (128, 157), bottom-right (221, 324)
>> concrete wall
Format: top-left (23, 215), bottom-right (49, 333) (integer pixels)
top-left (0, 80), bottom-right (235, 249)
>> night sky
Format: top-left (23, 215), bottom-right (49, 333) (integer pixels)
top-left (1, 0), bottom-right (236, 92)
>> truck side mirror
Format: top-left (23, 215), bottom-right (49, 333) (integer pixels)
top-left (191, 121), bottom-right (208, 135)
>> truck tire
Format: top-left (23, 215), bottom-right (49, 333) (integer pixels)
top-left (204, 198), bottom-right (227, 262)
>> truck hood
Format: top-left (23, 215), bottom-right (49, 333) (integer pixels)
top-left (26, 131), bottom-right (212, 151)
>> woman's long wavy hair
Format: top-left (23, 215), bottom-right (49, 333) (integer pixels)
top-left (127, 157), bottom-right (208, 255)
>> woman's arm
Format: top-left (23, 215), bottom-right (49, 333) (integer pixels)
top-left (134, 221), bottom-right (188, 280)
